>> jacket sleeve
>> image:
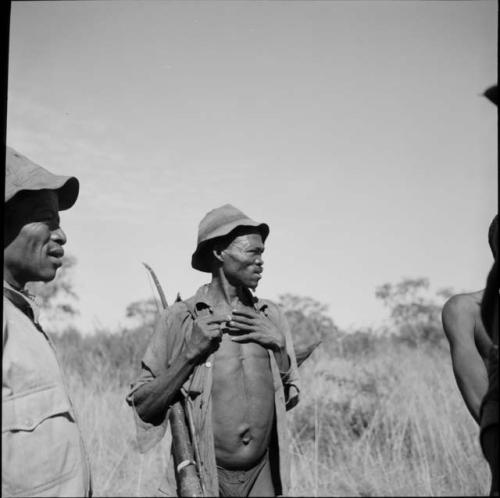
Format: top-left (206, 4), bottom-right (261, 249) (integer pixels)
top-left (265, 301), bottom-right (300, 411)
top-left (125, 302), bottom-right (191, 453)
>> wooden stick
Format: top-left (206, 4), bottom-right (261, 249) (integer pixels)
top-left (142, 263), bottom-right (204, 497)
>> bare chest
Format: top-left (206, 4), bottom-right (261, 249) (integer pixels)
top-left (212, 333), bottom-right (272, 380)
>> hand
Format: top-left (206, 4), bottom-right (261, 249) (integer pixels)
top-left (228, 309), bottom-right (285, 352)
top-left (185, 313), bottom-right (228, 362)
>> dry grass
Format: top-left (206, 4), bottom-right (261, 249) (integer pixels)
top-left (62, 340), bottom-right (489, 497)
top-left (287, 346), bottom-right (488, 496)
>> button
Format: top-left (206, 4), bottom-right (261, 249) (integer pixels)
top-left (205, 361), bottom-right (212, 368)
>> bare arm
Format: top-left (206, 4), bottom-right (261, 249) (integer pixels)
top-left (481, 260), bottom-right (499, 343)
top-left (442, 296), bottom-right (489, 423)
top-left (132, 313), bottom-right (227, 424)
top-left (133, 349), bottom-right (198, 423)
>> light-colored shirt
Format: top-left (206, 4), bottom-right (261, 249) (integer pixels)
top-left (2, 281), bottom-right (91, 497)
top-left (126, 284), bottom-right (300, 497)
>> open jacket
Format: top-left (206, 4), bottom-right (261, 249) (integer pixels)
top-left (126, 285), bottom-right (300, 496)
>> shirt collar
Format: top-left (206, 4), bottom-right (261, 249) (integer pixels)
top-left (3, 280), bottom-right (41, 323)
top-left (192, 283), bottom-right (267, 313)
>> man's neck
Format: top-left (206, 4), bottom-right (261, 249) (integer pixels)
top-left (208, 272), bottom-right (252, 308)
top-left (3, 269), bottom-right (25, 292)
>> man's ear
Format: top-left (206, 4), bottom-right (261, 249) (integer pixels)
top-left (212, 246), bottom-right (225, 264)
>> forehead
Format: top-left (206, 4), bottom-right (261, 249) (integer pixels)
top-left (228, 232), bottom-right (264, 249)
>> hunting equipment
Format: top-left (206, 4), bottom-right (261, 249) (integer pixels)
top-left (142, 263), bottom-right (205, 497)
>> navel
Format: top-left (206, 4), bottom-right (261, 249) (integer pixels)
top-left (238, 424), bottom-right (251, 445)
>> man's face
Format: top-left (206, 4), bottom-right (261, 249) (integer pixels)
top-left (220, 232), bottom-right (264, 290)
top-left (4, 190), bottom-right (67, 288)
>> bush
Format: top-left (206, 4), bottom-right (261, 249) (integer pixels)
top-left (51, 325), bottom-right (154, 387)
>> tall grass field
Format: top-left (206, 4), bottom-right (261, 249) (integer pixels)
top-left (53, 326), bottom-right (489, 497)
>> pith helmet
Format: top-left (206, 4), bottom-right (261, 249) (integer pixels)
top-left (5, 146), bottom-right (79, 210)
top-left (191, 204), bottom-right (269, 273)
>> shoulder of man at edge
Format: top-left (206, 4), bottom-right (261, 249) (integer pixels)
top-left (442, 292), bottom-right (481, 337)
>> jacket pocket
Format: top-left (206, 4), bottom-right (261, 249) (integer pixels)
top-left (2, 383), bottom-right (83, 496)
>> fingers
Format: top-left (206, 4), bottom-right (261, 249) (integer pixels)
top-left (230, 333), bottom-right (254, 343)
top-left (231, 309), bottom-right (258, 319)
top-left (227, 321), bottom-right (254, 332)
top-left (229, 315), bottom-right (255, 326)
top-left (206, 322), bottom-right (225, 339)
top-left (205, 314), bottom-right (231, 325)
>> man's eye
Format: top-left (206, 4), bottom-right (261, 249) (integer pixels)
top-left (35, 214), bottom-right (59, 229)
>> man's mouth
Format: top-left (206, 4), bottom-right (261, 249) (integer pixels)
top-left (48, 248), bottom-right (64, 259)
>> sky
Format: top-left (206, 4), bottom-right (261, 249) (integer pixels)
top-left (6, 0), bottom-right (498, 334)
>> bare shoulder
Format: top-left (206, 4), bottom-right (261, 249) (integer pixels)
top-left (442, 292), bottom-right (483, 342)
top-left (443, 292), bottom-right (482, 318)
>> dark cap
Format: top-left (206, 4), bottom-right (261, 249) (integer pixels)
top-left (483, 85), bottom-right (498, 106)
top-left (5, 146), bottom-right (79, 210)
top-left (191, 204), bottom-right (269, 273)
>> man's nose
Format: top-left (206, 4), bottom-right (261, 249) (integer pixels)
top-left (51, 226), bottom-right (67, 245)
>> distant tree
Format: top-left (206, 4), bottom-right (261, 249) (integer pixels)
top-left (375, 277), bottom-right (454, 347)
top-left (125, 297), bottom-right (159, 329)
top-left (26, 254), bottom-right (79, 329)
top-left (277, 293), bottom-right (340, 351)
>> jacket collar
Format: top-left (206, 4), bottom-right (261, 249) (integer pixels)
top-left (191, 283), bottom-right (267, 314)
top-left (3, 280), bottom-right (40, 324)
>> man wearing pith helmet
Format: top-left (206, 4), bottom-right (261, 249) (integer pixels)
top-left (128, 204), bottom-right (300, 496)
top-left (3, 147), bottom-right (91, 497)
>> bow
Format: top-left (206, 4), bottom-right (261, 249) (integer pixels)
top-left (142, 262), bottom-right (205, 497)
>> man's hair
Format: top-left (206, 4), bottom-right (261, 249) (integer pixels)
top-left (488, 214), bottom-right (498, 258)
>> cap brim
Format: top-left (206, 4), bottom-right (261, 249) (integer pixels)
top-left (5, 146), bottom-right (80, 210)
top-left (57, 176), bottom-right (79, 210)
top-left (6, 175), bottom-right (79, 211)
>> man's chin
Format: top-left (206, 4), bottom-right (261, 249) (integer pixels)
top-left (37, 269), bottom-right (59, 283)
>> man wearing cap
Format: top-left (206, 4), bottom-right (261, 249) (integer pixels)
top-left (3, 147), bottom-right (91, 497)
top-left (442, 85), bottom-right (498, 496)
top-left (479, 84), bottom-right (499, 498)
top-left (127, 204), bottom-right (300, 497)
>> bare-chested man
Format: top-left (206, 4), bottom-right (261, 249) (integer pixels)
top-left (127, 204), bottom-right (300, 497)
top-left (478, 84), bottom-right (499, 497)
top-left (480, 228), bottom-right (499, 497)
top-left (442, 216), bottom-right (497, 423)
top-left (442, 214), bottom-right (498, 495)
